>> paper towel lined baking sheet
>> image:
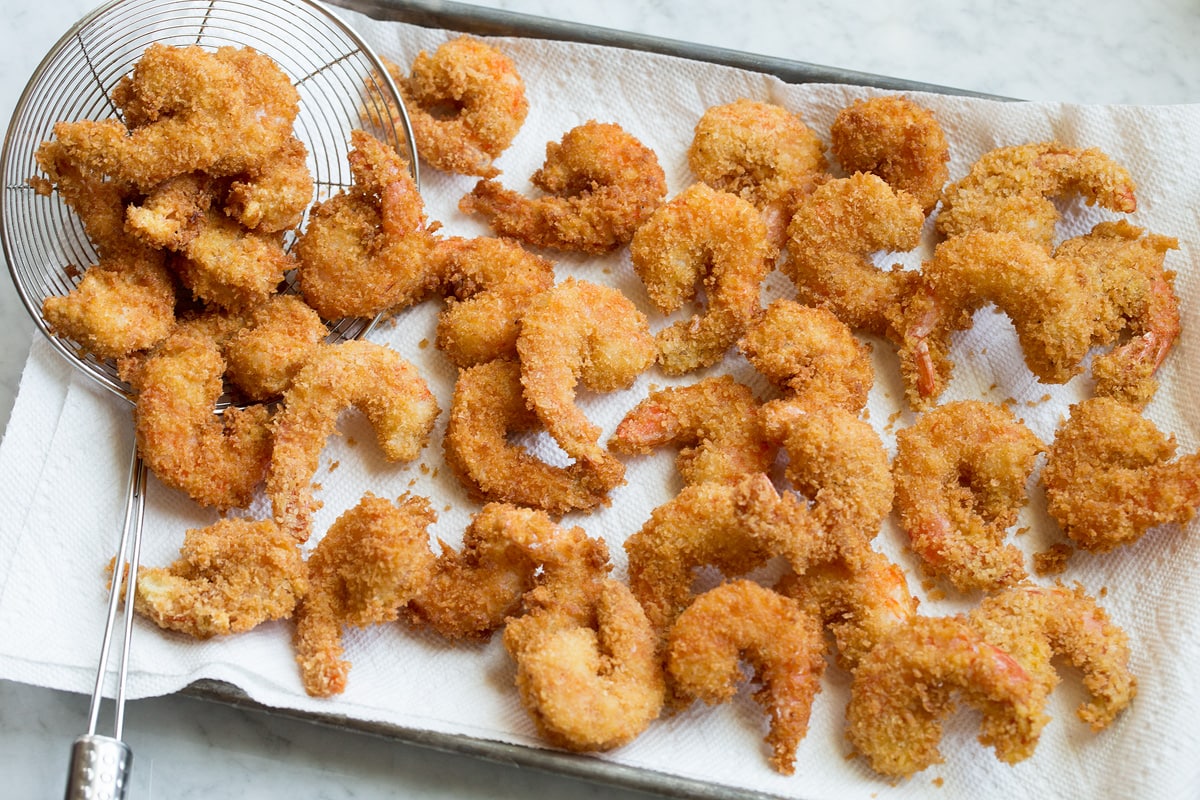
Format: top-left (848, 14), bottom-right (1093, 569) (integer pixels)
top-left (2, 7), bottom-right (1200, 799)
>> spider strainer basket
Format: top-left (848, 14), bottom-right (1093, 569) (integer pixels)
top-left (1, 0), bottom-right (417, 403)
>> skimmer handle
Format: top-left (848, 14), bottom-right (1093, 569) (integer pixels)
top-left (64, 734), bottom-right (131, 800)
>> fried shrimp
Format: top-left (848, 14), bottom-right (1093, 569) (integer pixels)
top-left (829, 95), bottom-right (950, 215)
top-left (125, 330), bottom-right (272, 510)
top-left (222, 294), bottom-right (329, 401)
top-left (687, 98), bottom-right (827, 244)
top-left (297, 130), bottom-right (440, 320)
top-left (134, 518), bottom-right (306, 639)
top-left (267, 341), bottom-right (440, 540)
top-left (782, 172), bottom-right (924, 337)
top-left (896, 230), bottom-right (1097, 409)
top-left (609, 375), bottom-right (775, 487)
top-left (936, 141), bottom-right (1137, 248)
top-left (409, 503), bottom-right (611, 640)
top-left (171, 208), bottom-right (297, 310)
top-left (624, 474), bottom-right (820, 639)
top-left (224, 135), bottom-right (313, 233)
top-left (845, 615), bottom-right (1047, 777)
top-left (516, 278), bottom-right (655, 490)
top-left (1042, 397), bottom-right (1200, 552)
top-left (969, 583), bottom-right (1136, 731)
top-left (504, 578), bottom-right (664, 752)
top-left (629, 183), bottom-right (772, 373)
top-left (293, 493), bottom-right (437, 697)
top-left (385, 36), bottom-right (528, 178)
top-left (739, 300), bottom-right (874, 413)
top-left (443, 360), bottom-right (614, 516)
top-left (666, 580), bottom-right (826, 774)
top-left (433, 236), bottom-right (555, 368)
top-left (893, 400), bottom-right (1044, 592)
top-left (459, 120), bottom-right (667, 254)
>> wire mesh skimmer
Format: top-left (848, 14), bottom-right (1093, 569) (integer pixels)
top-left (0, 0), bottom-right (415, 796)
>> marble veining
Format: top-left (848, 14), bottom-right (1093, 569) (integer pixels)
top-left (1, 0), bottom-right (1198, 797)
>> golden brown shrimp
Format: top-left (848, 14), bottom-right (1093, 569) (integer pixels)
top-left (738, 300), bottom-right (874, 413)
top-left (459, 120), bottom-right (667, 254)
top-left (266, 340), bottom-right (440, 540)
top-left (297, 130), bottom-right (440, 320)
top-left (432, 236), bottom-right (555, 368)
top-left (443, 360), bottom-right (615, 516)
top-left (1042, 397), bottom-right (1200, 552)
top-left (829, 95), bottom-right (950, 215)
top-left (936, 141), bottom-right (1137, 248)
top-left (134, 518), bottom-right (306, 639)
top-left (504, 578), bottom-right (664, 752)
top-left (624, 474), bottom-right (820, 640)
top-left (845, 615), bottom-right (1048, 777)
top-left (409, 503), bottom-right (610, 640)
top-left (687, 98), bottom-right (827, 245)
top-left (629, 183), bottom-right (772, 373)
top-left (969, 582), bottom-right (1136, 731)
top-left (666, 580), bottom-right (826, 774)
top-left (384, 36), bottom-right (528, 178)
top-left (293, 493), bottom-right (437, 697)
top-left (170, 208), bottom-right (297, 311)
top-left (609, 375), bottom-right (775, 487)
top-left (516, 278), bottom-right (655, 491)
top-left (782, 172), bottom-right (924, 337)
top-left (777, 545), bottom-right (919, 672)
top-left (893, 400), bottom-right (1044, 592)
top-left (224, 135), bottom-right (313, 233)
top-left (895, 230), bottom-right (1098, 409)
top-left (222, 294), bottom-right (329, 401)
top-left (124, 330), bottom-right (273, 510)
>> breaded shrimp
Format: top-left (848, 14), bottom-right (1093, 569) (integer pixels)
top-left (782, 172), bottom-right (924, 337)
top-left (936, 141), bottom-right (1137, 248)
top-left (134, 518), bottom-right (307, 639)
top-left (385, 36), bottom-right (528, 178)
top-left (224, 135), bottom-right (313, 233)
top-left (460, 120), bottom-right (667, 254)
top-left (629, 183), bottom-right (772, 373)
top-left (222, 294), bottom-right (329, 401)
top-left (609, 375), bottom-right (775, 487)
top-left (1042, 397), bottom-right (1200, 552)
top-left (432, 236), bottom-right (555, 368)
top-left (845, 615), bottom-right (1048, 778)
top-left (829, 95), bottom-right (950, 214)
top-left (666, 580), bottom-right (826, 774)
top-left (443, 360), bottom-right (615, 516)
top-left (516, 278), bottom-right (655, 491)
top-left (969, 582), bottom-right (1136, 731)
top-left (267, 341), bottom-right (440, 540)
top-left (170, 208), bottom-right (297, 310)
top-left (893, 400), bottom-right (1044, 592)
top-left (293, 493), bottom-right (437, 697)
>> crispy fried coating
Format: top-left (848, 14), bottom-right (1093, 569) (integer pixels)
top-left (225, 135), bottom-right (313, 233)
top-left (170, 208), bottom-right (296, 310)
top-left (223, 294), bottom-right (328, 401)
top-left (134, 518), bottom-right (306, 639)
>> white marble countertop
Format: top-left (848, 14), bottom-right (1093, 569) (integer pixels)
top-left (1, 0), bottom-right (1198, 797)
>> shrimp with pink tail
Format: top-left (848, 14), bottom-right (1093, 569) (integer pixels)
top-left (517, 278), bottom-right (656, 491)
top-left (297, 130), bottom-right (440, 320)
top-left (384, 36), bottom-right (528, 178)
top-left (846, 615), bottom-right (1048, 777)
top-left (666, 580), bottom-right (826, 774)
top-left (969, 582), bottom-right (1136, 730)
top-left (936, 141), bottom-right (1137, 248)
top-left (687, 98), bottom-right (827, 247)
top-left (782, 172), bottom-right (924, 337)
top-left (609, 375), bottom-right (775, 487)
top-left (444, 360), bottom-right (615, 516)
top-left (294, 494), bottom-right (436, 697)
top-left (1042, 397), bottom-right (1200, 553)
top-left (624, 474), bottom-right (821, 641)
top-left (777, 544), bottom-right (919, 672)
top-left (630, 183), bottom-right (772, 373)
top-left (266, 341), bottom-right (440, 541)
top-left (893, 400), bottom-right (1044, 592)
top-left (739, 300), bottom-right (874, 413)
top-left (829, 94), bottom-right (950, 215)
top-left (460, 120), bottom-right (666, 254)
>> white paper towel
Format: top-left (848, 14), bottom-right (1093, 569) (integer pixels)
top-left (2, 8), bottom-right (1199, 799)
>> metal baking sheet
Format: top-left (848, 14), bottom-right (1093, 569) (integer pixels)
top-left (183, 2), bottom-right (989, 798)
